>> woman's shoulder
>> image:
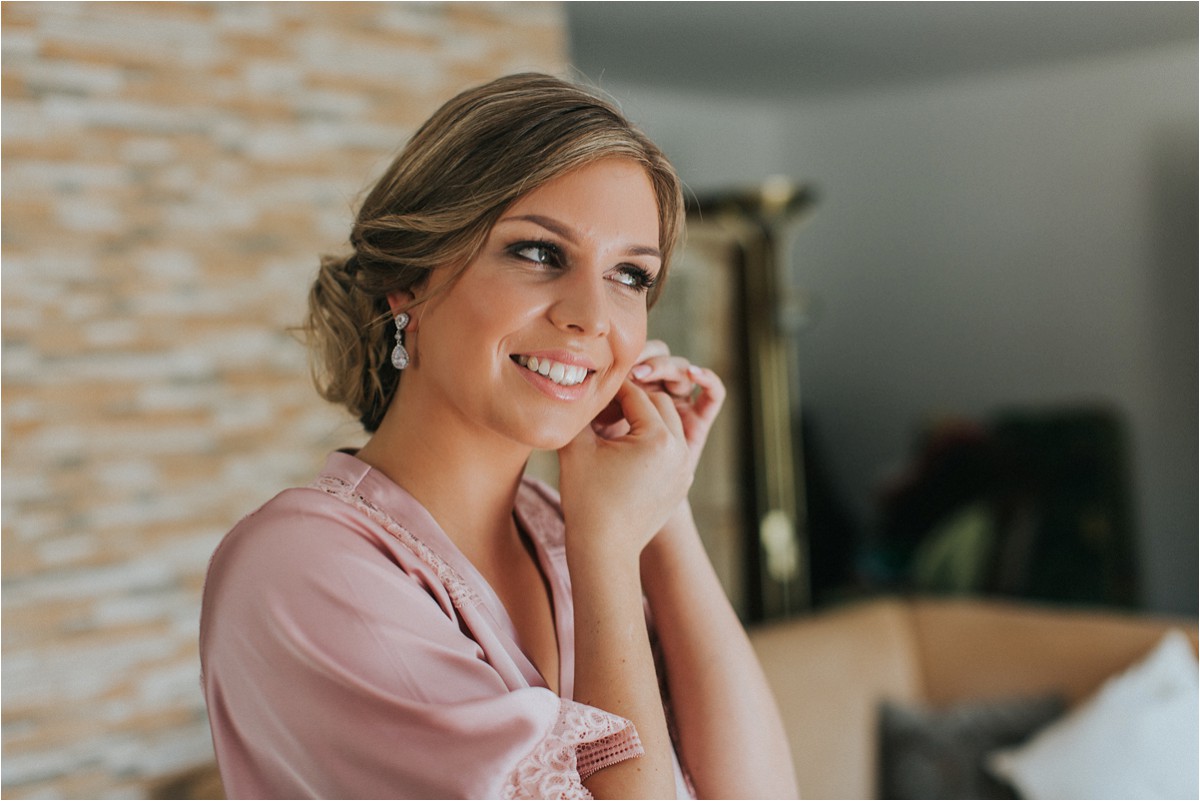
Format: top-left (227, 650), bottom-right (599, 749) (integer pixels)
top-left (211, 451), bottom-right (416, 571)
top-left (206, 486), bottom-right (382, 584)
top-left (206, 477), bottom-right (453, 604)
top-left (223, 483), bottom-right (361, 542)
top-left (204, 453), bottom-right (479, 619)
top-left (201, 482), bottom-right (464, 652)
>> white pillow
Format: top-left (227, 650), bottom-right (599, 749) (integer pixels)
top-left (987, 629), bottom-right (1199, 800)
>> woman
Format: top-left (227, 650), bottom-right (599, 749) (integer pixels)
top-left (200, 73), bottom-right (796, 799)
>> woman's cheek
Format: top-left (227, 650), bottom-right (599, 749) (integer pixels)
top-left (612, 308), bottom-right (649, 373)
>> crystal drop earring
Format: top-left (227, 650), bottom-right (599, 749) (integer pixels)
top-left (391, 312), bottom-right (410, 370)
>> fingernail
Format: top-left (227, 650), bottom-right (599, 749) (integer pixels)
top-left (632, 364), bottom-right (652, 379)
top-left (687, 365), bottom-right (704, 377)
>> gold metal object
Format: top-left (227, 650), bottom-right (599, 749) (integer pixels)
top-left (686, 178), bottom-right (817, 619)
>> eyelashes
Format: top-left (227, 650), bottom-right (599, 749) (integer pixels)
top-left (508, 239), bottom-right (657, 293)
top-left (616, 264), bottom-right (657, 293)
top-left (510, 241), bottom-right (562, 267)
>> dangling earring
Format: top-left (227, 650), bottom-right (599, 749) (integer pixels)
top-left (391, 312), bottom-right (410, 370)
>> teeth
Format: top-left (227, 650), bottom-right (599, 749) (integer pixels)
top-left (516, 355), bottom-right (588, 387)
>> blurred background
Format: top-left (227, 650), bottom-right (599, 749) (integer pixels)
top-left (2, 2), bottom-right (1195, 797)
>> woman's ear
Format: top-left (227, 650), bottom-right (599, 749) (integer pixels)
top-left (386, 290), bottom-right (418, 330)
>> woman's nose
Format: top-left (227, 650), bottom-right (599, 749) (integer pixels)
top-left (547, 268), bottom-right (609, 336)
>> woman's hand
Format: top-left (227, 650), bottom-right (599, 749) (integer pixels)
top-left (628, 340), bottom-right (726, 475)
top-left (619, 347), bottom-right (794, 799)
top-left (561, 377), bottom-right (688, 798)
top-left (558, 377), bottom-right (693, 564)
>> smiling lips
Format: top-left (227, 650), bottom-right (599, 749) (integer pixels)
top-left (513, 354), bottom-right (591, 388)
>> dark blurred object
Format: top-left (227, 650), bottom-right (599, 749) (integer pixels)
top-left (875, 418), bottom-right (996, 583)
top-left (878, 693), bottom-right (1067, 799)
top-left (150, 763), bottom-right (224, 800)
top-left (800, 412), bottom-right (864, 607)
top-left (874, 407), bottom-right (1138, 607)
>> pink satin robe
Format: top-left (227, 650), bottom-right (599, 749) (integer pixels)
top-left (200, 452), bottom-right (691, 799)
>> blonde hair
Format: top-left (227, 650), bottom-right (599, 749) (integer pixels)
top-left (305, 73), bottom-right (685, 432)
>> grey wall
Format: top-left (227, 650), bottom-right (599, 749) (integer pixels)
top-left (601, 41), bottom-right (1197, 614)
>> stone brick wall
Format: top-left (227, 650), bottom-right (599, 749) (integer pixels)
top-left (1, 3), bottom-right (566, 797)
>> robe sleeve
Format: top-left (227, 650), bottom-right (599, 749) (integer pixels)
top-left (199, 492), bottom-right (641, 799)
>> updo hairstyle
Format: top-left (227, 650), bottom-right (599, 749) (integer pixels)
top-left (304, 72), bottom-right (685, 433)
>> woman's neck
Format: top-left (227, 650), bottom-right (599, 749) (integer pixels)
top-left (354, 388), bottom-right (531, 558)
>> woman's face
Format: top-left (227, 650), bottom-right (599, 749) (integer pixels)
top-left (401, 157), bottom-right (662, 450)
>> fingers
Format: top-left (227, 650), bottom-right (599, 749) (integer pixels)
top-left (632, 355), bottom-right (695, 398)
top-left (631, 341), bottom-right (684, 392)
top-left (643, 384), bottom-right (687, 440)
top-left (626, 342), bottom-right (726, 448)
top-left (612, 379), bottom-right (685, 440)
top-left (631, 350), bottom-right (725, 419)
top-left (685, 365), bottom-right (726, 426)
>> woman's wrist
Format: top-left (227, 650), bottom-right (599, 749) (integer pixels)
top-left (640, 500), bottom-right (702, 578)
top-left (565, 519), bottom-right (644, 579)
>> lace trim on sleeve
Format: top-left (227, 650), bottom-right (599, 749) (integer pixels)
top-left (502, 698), bottom-right (644, 800)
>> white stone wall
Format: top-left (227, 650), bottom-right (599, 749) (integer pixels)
top-left (1, 3), bottom-right (566, 797)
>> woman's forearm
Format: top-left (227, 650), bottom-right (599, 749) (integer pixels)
top-left (641, 505), bottom-right (798, 799)
top-left (571, 544), bottom-right (677, 799)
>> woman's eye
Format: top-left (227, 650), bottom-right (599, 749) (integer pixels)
top-left (613, 266), bottom-right (655, 293)
top-left (512, 242), bottom-right (559, 266)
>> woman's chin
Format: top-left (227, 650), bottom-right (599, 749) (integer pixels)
top-left (518, 402), bottom-right (614, 452)
top-left (524, 429), bottom-right (579, 452)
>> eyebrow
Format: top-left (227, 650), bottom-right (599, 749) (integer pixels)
top-left (502, 214), bottom-right (663, 261)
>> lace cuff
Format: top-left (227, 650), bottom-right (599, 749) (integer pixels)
top-left (503, 698), bottom-right (644, 799)
top-left (575, 707), bottom-right (643, 780)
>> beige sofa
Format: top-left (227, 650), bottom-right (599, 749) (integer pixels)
top-left (747, 596), bottom-right (1199, 799)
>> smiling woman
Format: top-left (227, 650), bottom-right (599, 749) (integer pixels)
top-left (365, 158), bottom-right (661, 449)
top-left (303, 74), bottom-right (684, 437)
top-left (198, 74), bottom-right (796, 800)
